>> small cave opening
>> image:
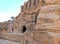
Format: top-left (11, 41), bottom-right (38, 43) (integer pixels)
top-left (22, 26), bottom-right (27, 33)
top-left (12, 28), bottom-right (14, 32)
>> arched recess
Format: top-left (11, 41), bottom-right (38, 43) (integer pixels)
top-left (12, 28), bottom-right (14, 32)
top-left (22, 26), bottom-right (27, 33)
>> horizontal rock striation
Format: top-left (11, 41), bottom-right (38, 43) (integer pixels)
top-left (1, 0), bottom-right (60, 44)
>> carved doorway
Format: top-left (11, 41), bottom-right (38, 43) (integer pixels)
top-left (22, 26), bottom-right (27, 33)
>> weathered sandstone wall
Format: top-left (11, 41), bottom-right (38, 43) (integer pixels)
top-left (1, 0), bottom-right (60, 44)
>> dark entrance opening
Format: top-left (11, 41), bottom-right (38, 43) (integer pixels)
top-left (12, 28), bottom-right (14, 32)
top-left (22, 26), bottom-right (26, 33)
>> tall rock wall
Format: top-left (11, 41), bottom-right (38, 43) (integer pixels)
top-left (18, 0), bottom-right (60, 44)
top-left (1, 0), bottom-right (60, 44)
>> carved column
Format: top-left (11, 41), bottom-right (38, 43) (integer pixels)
top-left (21, 6), bottom-right (23, 12)
top-left (31, 0), bottom-right (34, 7)
top-left (26, 2), bottom-right (30, 10)
top-left (29, 0), bottom-right (34, 7)
top-left (23, 2), bottom-right (27, 11)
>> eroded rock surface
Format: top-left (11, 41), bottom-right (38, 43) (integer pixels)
top-left (1, 0), bottom-right (60, 44)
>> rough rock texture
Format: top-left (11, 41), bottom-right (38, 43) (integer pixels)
top-left (1, 0), bottom-right (60, 44)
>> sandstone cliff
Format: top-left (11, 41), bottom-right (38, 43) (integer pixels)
top-left (1, 0), bottom-right (60, 44)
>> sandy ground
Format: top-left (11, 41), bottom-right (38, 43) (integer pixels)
top-left (0, 39), bottom-right (21, 44)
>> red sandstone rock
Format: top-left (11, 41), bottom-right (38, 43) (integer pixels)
top-left (1, 0), bottom-right (60, 44)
